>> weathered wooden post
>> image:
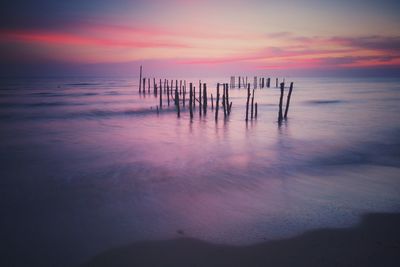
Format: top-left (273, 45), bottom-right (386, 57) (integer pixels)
top-left (203, 83), bottom-right (207, 115)
top-left (148, 78), bottom-right (150, 93)
top-left (199, 81), bottom-right (202, 116)
top-left (159, 79), bottom-right (162, 95)
top-left (139, 65), bottom-right (142, 93)
top-left (167, 80), bottom-right (170, 106)
top-left (267, 78), bottom-right (270, 88)
top-left (153, 78), bottom-right (156, 94)
top-left (183, 85), bottom-right (186, 107)
top-left (211, 94), bottom-right (214, 110)
top-left (225, 83), bottom-right (230, 115)
top-left (189, 83), bottom-right (193, 119)
top-left (159, 83), bottom-right (162, 109)
top-left (175, 87), bottom-right (180, 118)
top-left (142, 78), bottom-right (146, 94)
top-left (278, 82), bottom-right (285, 122)
top-left (276, 78), bottom-right (278, 88)
top-left (215, 83), bottom-right (220, 121)
top-left (284, 82), bottom-right (294, 119)
top-left (251, 88), bottom-right (255, 119)
top-left (245, 84), bottom-right (250, 121)
top-left (255, 103), bottom-right (258, 118)
top-left (222, 84), bottom-right (227, 118)
top-left (239, 76), bottom-right (241, 88)
top-left (180, 80), bottom-right (182, 95)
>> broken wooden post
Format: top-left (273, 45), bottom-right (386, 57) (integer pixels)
top-left (189, 83), bottom-right (193, 119)
top-left (245, 84), bottom-right (250, 121)
top-left (203, 83), bottom-right (207, 115)
top-left (215, 83), bottom-right (220, 121)
top-left (251, 88), bottom-right (255, 119)
top-left (284, 82), bottom-right (294, 119)
top-left (139, 65), bottom-right (142, 93)
top-left (278, 82), bottom-right (285, 122)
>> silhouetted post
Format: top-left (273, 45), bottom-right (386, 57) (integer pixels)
top-left (148, 78), bottom-right (150, 93)
top-left (183, 86), bottom-right (186, 107)
top-left (167, 80), bottom-right (170, 106)
top-left (159, 83), bottom-right (162, 109)
top-left (193, 87), bottom-right (196, 108)
top-left (225, 83), bottom-right (230, 115)
top-left (139, 65), bottom-right (142, 93)
top-left (175, 87), bottom-right (180, 118)
top-left (215, 83), bottom-right (220, 121)
top-left (222, 84), bottom-right (227, 118)
top-left (239, 76), bottom-right (241, 88)
top-left (276, 78), bottom-right (278, 88)
top-left (284, 82), bottom-right (294, 119)
top-left (203, 83), bottom-right (207, 115)
top-left (251, 88), bottom-right (255, 119)
top-left (267, 78), bottom-right (270, 88)
top-left (180, 80), bottom-right (182, 95)
top-left (255, 103), bottom-right (258, 118)
top-left (153, 78), bottom-right (156, 94)
top-left (245, 84), bottom-right (250, 121)
top-left (159, 79), bottom-right (162, 95)
top-left (199, 81), bottom-right (202, 116)
top-left (278, 82), bottom-right (285, 122)
top-left (142, 78), bottom-right (146, 95)
top-left (164, 79), bottom-right (166, 93)
top-left (211, 94), bottom-right (214, 110)
top-left (189, 83), bottom-right (193, 119)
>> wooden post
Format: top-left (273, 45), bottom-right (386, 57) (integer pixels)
top-left (267, 78), bottom-right (270, 88)
top-left (167, 80), bottom-right (170, 106)
top-left (284, 82), bottom-right (294, 119)
top-left (245, 84), bottom-right (250, 121)
top-left (153, 78), bottom-right (156, 94)
top-left (175, 87), bottom-right (180, 118)
top-left (139, 65), bottom-right (142, 93)
top-left (222, 84), bottom-right (227, 118)
top-left (215, 83), bottom-right (220, 121)
top-left (254, 76), bottom-right (257, 89)
top-left (251, 88), bottom-right (255, 119)
top-left (276, 78), bottom-right (278, 88)
top-left (211, 94), bottom-right (214, 110)
top-left (159, 79), bottom-right (162, 95)
top-left (142, 78), bottom-right (146, 94)
top-left (193, 87), bottom-right (196, 108)
top-left (225, 83), bottom-right (230, 115)
top-left (183, 85), bottom-right (186, 107)
top-left (255, 103), bottom-right (258, 118)
top-left (148, 78), bottom-right (150, 93)
top-left (189, 83), bottom-right (193, 119)
top-left (159, 83), bottom-right (162, 109)
top-left (238, 76), bottom-right (241, 88)
top-left (278, 82), bottom-right (285, 122)
top-left (203, 83), bottom-right (207, 115)
top-left (180, 80), bottom-right (182, 95)
top-left (199, 81), bottom-right (202, 116)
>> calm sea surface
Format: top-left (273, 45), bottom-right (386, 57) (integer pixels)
top-left (1, 76), bottom-right (400, 266)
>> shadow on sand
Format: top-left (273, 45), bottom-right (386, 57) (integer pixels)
top-left (83, 213), bottom-right (400, 267)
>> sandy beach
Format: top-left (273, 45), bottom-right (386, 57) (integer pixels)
top-left (83, 213), bottom-right (400, 267)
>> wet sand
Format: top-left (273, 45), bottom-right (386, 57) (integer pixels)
top-left (83, 213), bottom-right (400, 267)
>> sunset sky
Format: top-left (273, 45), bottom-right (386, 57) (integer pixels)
top-left (1, 0), bottom-right (399, 76)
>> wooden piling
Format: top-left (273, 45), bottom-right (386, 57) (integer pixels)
top-left (267, 78), bottom-right (270, 88)
top-left (225, 83), bottom-right (230, 115)
top-left (215, 83), bottom-right (220, 121)
top-left (175, 87), bottom-right (180, 118)
top-left (222, 84), bottom-right (227, 118)
top-left (284, 82), bottom-right (294, 119)
top-left (189, 83), bottom-right (193, 119)
top-left (139, 65), bottom-right (142, 93)
top-left (211, 94), bottom-right (214, 110)
top-left (251, 88), bottom-right (255, 119)
top-left (193, 87), bottom-right (196, 108)
top-left (148, 78), bottom-right (150, 93)
top-left (199, 81), bottom-right (202, 116)
top-left (153, 78), bottom-right (156, 94)
top-left (239, 76), bottom-right (241, 88)
top-left (167, 80), bottom-right (170, 106)
top-left (255, 103), bottom-right (258, 118)
top-left (203, 83), bottom-right (207, 115)
top-left (159, 83), bottom-right (162, 109)
top-left (278, 82), bottom-right (285, 122)
top-left (276, 78), bottom-right (278, 88)
top-left (142, 78), bottom-right (146, 94)
top-left (245, 84), bottom-right (250, 122)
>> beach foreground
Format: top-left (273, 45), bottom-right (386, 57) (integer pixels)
top-left (83, 212), bottom-right (400, 267)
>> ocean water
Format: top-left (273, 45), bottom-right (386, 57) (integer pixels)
top-left (1, 76), bottom-right (400, 266)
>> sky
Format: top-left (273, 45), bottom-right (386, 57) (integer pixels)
top-left (0, 0), bottom-right (400, 77)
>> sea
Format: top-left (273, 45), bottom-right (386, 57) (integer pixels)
top-left (1, 76), bottom-right (399, 266)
